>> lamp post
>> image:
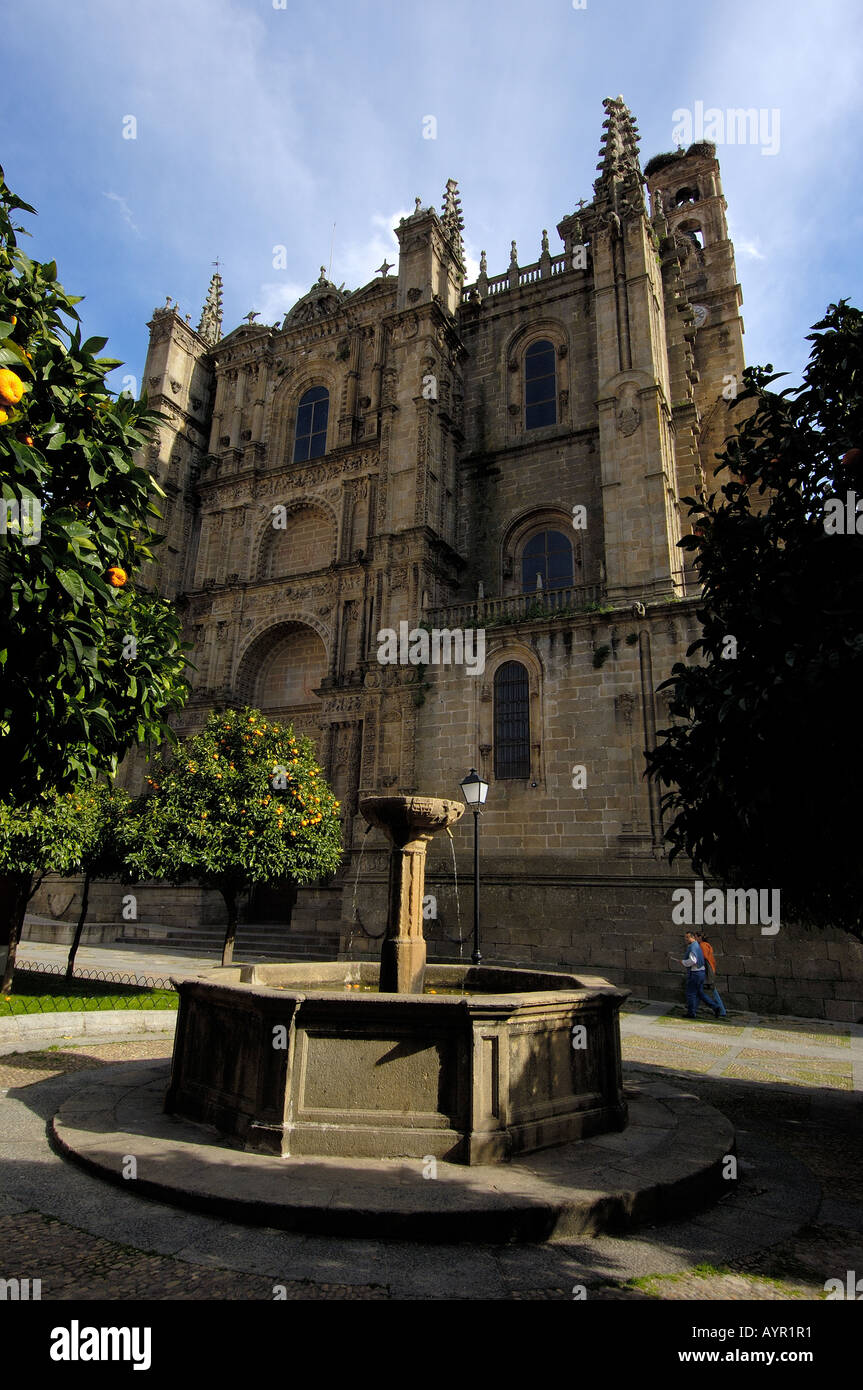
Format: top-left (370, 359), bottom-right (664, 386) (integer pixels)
top-left (459, 767), bottom-right (489, 966)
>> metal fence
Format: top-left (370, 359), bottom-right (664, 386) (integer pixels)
top-left (6, 960), bottom-right (178, 1013)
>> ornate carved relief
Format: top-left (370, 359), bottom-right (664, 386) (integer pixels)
top-left (615, 691), bottom-right (636, 724)
top-left (617, 384), bottom-right (641, 437)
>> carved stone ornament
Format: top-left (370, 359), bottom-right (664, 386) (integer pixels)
top-left (617, 385), bottom-right (641, 437)
top-left (615, 692), bottom-right (636, 723)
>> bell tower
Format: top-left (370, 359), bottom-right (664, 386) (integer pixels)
top-left (138, 273), bottom-right (219, 598)
top-left (645, 144), bottom-right (747, 499)
top-left (578, 96), bottom-right (683, 603)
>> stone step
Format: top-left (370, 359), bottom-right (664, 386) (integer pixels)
top-left (53, 1068), bottom-right (756, 1245)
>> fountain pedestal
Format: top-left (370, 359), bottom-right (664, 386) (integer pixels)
top-left (359, 795), bottom-right (464, 994)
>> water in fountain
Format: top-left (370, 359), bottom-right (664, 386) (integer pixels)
top-left (446, 827), bottom-right (464, 959)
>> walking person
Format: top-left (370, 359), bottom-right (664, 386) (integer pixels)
top-left (697, 932), bottom-right (727, 1018)
top-left (671, 931), bottom-right (723, 1019)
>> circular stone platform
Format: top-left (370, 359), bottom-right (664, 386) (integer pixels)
top-left (52, 1062), bottom-right (736, 1243)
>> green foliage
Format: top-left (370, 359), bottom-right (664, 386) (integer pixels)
top-left (648, 302), bottom-right (863, 940)
top-left (123, 707), bottom-right (343, 897)
top-left (592, 644), bottom-right (612, 669)
top-left (0, 782), bottom-right (127, 878)
top-left (0, 164), bottom-right (189, 801)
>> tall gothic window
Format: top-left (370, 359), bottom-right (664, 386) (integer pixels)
top-left (521, 530), bottom-right (573, 592)
top-left (293, 386), bottom-right (329, 462)
top-left (524, 339), bottom-right (556, 429)
top-left (494, 661), bottom-right (530, 780)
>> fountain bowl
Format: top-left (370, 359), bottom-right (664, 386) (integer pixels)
top-left (165, 960), bottom-right (629, 1165)
top-left (359, 794), bottom-right (465, 845)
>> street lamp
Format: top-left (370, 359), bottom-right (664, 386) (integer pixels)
top-left (459, 767), bottom-right (489, 966)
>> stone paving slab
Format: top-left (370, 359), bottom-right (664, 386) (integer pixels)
top-left (50, 1061), bottom-right (735, 1244)
top-left (0, 1039), bottom-right (828, 1299)
top-left (0, 991), bottom-right (858, 1299)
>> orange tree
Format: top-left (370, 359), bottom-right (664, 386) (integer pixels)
top-left (0, 783), bottom-right (128, 993)
top-left (0, 166), bottom-right (189, 988)
top-left (123, 707), bottom-right (343, 965)
top-left (0, 163), bottom-right (189, 803)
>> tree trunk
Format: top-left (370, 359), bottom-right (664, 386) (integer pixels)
top-left (0, 871), bottom-right (35, 995)
top-left (65, 871), bottom-right (92, 981)
top-left (221, 887), bottom-right (238, 967)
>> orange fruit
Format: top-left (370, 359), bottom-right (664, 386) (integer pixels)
top-left (0, 368), bottom-right (25, 405)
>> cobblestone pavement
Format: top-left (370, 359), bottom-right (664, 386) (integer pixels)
top-left (1, 996), bottom-right (861, 1301)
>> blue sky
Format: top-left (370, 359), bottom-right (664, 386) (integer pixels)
top-left (2, 0), bottom-right (860, 394)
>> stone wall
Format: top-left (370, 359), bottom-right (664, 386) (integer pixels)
top-left (346, 851), bottom-right (863, 1023)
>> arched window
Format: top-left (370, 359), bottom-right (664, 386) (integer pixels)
top-left (521, 530), bottom-right (573, 592)
top-left (524, 340), bottom-right (556, 429)
top-left (494, 661), bottom-right (530, 780)
top-left (293, 386), bottom-right (329, 462)
top-left (678, 219), bottom-right (704, 251)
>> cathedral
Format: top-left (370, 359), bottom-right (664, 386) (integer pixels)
top-left (58, 94), bottom-right (856, 1019)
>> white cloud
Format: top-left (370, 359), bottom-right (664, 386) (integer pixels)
top-left (103, 192), bottom-right (140, 237)
top-left (735, 237), bottom-right (765, 262)
top-left (255, 281), bottom-right (309, 325)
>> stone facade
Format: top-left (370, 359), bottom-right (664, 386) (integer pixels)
top-left (30, 98), bottom-right (860, 1021)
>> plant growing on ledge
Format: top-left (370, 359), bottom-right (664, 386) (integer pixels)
top-left (123, 707), bottom-right (343, 965)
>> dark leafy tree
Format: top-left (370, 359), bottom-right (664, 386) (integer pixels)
top-left (64, 783), bottom-right (131, 979)
top-left (0, 783), bottom-right (129, 993)
top-left (647, 302), bottom-right (863, 941)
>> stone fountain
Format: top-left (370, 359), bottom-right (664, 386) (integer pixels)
top-left (165, 794), bottom-right (629, 1164)
top-left (361, 794), bottom-right (465, 993)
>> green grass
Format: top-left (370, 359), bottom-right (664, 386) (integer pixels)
top-left (0, 968), bottom-right (178, 1016)
top-left (625, 1264), bottom-right (812, 1298)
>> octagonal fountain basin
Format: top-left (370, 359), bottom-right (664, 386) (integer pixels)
top-left (166, 961), bottom-right (629, 1165)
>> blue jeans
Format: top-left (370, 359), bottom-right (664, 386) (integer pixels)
top-left (685, 969), bottom-right (719, 1017)
top-left (705, 981), bottom-right (727, 1017)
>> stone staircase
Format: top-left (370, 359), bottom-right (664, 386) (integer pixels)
top-left (137, 886), bottom-right (346, 962)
